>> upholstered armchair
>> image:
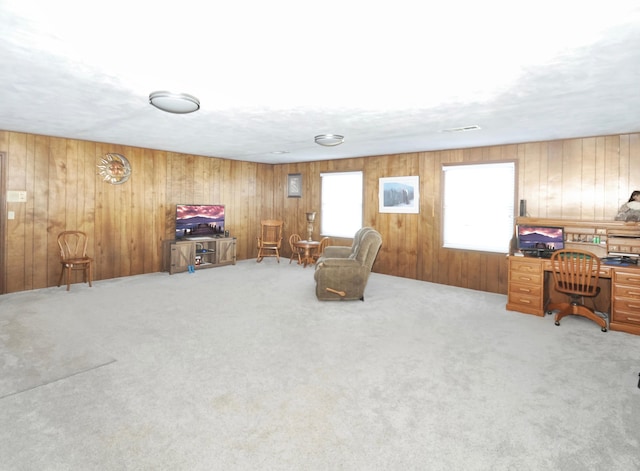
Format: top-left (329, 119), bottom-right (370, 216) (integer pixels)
top-left (314, 228), bottom-right (382, 301)
top-left (316, 227), bottom-right (373, 263)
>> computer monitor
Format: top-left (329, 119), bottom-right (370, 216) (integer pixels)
top-left (517, 225), bottom-right (565, 255)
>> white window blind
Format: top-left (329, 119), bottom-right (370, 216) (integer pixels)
top-left (442, 162), bottom-right (515, 253)
top-left (320, 171), bottom-right (363, 238)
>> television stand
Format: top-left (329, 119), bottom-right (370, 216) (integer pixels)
top-left (162, 237), bottom-right (236, 274)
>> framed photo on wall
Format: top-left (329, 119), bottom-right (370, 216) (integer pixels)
top-left (288, 173), bottom-right (302, 198)
top-left (379, 176), bottom-right (420, 213)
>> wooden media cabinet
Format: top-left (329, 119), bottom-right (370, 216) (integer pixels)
top-left (163, 237), bottom-right (236, 274)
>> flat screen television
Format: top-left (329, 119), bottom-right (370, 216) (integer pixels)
top-left (175, 204), bottom-right (225, 239)
top-left (517, 224), bottom-right (564, 255)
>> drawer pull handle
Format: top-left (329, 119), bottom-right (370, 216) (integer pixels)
top-left (518, 288), bottom-right (532, 293)
top-left (520, 277), bottom-right (531, 281)
top-left (627, 303), bottom-right (640, 309)
top-left (625, 316), bottom-right (640, 322)
top-left (519, 298), bottom-right (531, 304)
top-left (628, 291), bottom-right (640, 297)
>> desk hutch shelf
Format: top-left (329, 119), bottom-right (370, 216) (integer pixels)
top-left (516, 217), bottom-right (640, 258)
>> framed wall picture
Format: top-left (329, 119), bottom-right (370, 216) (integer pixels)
top-left (379, 176), bottom-right (420, 213)
top-left (288, 173), bottom-right (302, 197)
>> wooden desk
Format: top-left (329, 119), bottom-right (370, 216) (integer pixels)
top-left (294, 240), bottom-right (320, 268)
top-left (506, 255), bottom-right (640, 336)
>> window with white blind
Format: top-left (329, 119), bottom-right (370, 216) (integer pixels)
top-left (442, 161), bottom-right (516, 253)
top-left (320, 171), bottom-right (363, 238)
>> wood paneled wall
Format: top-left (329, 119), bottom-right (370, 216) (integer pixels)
top-left (1, 130), bottom-right (638, 295)
top-left (0, 131), bottom-right (273, 294)
top-left (273, 134), bottom-right (640, 294)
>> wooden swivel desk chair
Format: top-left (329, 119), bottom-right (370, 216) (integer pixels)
top-left (546, 248), bottom-right (607, 332)
top-left (57, 230), bottom-right (93, 291)
top-left (257, 219), bottom-right (284, 262)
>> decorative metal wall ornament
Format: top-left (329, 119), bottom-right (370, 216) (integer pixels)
top-left (97, 153), bottom-right (132, 185)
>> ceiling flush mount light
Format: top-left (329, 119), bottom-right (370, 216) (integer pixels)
top-left (315, 134), bottom-right (344, 146)
top-left (149, 91), bottom-right (200, 114)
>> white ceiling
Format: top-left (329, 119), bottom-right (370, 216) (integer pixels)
top-left (1, 0), bottom-right (640, 165)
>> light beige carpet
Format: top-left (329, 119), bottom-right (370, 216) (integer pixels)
top-left (0, 290), bottom-right (115, 398)
top-left (1, 260), bottom-right (639, 470)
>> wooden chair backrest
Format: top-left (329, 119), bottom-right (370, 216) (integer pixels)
top-left (260, 220), bottom-right (283, 246)
top-left (317, 237), bottom-right (331, 256)
top-left (57, 231), bottom-right (89, 260)
top-left (550, 249), bottom-right (600, 296)
top-left (289, 233), bottom-right (302, 251)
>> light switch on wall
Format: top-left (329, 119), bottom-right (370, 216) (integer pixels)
top-left (7, 190), bottom-right (27, 202)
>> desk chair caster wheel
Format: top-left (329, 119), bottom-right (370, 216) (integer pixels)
top-left (601, 327), bottom-right (607, 332)
top-left (555, 320), bottom-right (560, 326)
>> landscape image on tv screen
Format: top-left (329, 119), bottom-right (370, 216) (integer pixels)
top-left (517, 225), bottom-right (564, 251)
top-left (176, 204), bottom-right (225, 239)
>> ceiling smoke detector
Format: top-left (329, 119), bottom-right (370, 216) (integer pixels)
top-left (315, 134), bottom-right (344, 146)
top-left (440, 125), bottom-right (482, 133)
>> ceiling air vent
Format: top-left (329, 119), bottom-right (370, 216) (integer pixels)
top-left (440, 125), bottom-right (482, 133)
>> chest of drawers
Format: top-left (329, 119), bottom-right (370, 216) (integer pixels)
top-left (610, 269), bottom-right (640, 335)
top-left (506, 257), bottom-right (545, 316)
